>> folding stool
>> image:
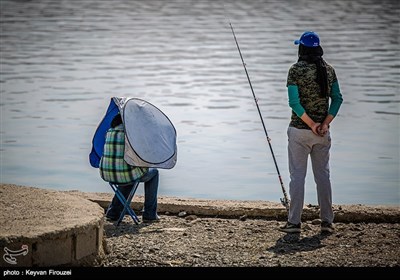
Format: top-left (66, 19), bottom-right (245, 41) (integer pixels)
top-left (109, 181), bottom-right (140, 225)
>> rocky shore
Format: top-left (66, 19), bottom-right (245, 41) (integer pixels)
top-left (1, 184), bottom-right (399, 268)
top-left (73, 192), bottom-right (400, 267)
top-left (93, 214), bottom-right (399, 267)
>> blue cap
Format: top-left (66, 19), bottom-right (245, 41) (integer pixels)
top-left (294, 31), bottom-right (320, 47)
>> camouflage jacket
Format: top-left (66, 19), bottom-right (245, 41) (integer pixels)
top-left (286, 60), bottom-right (338, 129)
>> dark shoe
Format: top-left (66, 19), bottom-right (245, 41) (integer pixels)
top-left (321, 222), bottom-right (334, 233)
top-left (142, 214), bottom-right (161, 223)
top-left (279, 222), bottom-right (301, 233)
top-left (105, 214), bottom-right (119, 221)
top-left (105, 208), bottom-right (122, 221)
top-left (106, 211), bottom-right (133, 221)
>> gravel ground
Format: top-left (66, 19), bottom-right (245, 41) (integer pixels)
top-left (95, 214), bottom-right (400, 267)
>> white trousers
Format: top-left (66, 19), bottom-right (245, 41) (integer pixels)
top-left (287, 126), bottom-right (334, 224)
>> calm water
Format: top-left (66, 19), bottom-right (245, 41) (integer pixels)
top-left (1, 0), bottom-right (399, 206)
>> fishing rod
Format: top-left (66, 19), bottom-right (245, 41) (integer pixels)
top-left (228, 22), bottom-right (290, 211)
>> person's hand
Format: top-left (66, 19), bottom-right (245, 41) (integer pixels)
top-left (318, 123), bottom-right (329, 137)
top-left (311, 123), bottom-right (321, 136)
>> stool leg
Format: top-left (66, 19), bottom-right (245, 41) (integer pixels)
top-left (117, 181), bottom-right (140, 225)
top-left (109, 182), bottom-right (140, 226)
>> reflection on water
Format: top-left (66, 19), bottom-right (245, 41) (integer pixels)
top-left (1, 0), bottom-right (399, 205)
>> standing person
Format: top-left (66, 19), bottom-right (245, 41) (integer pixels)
top-left (279, 31), bottom-right (343, 233)
top-left (100, 113), bottom-right (160, 223)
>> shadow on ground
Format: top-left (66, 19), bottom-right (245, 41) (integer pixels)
top-left (268, 232), bottom-right (332, 254)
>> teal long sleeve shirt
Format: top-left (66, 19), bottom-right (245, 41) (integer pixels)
top-left (288, 81), bottom-right (343, 117)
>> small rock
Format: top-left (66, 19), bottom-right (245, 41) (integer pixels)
top-left (303, 225), bottom-right (312, 230)
top-left (178, 211), bottom-right (187, 217)
top-left (185, 215), bottom-right (197, 221)
top-left (351, 227), bottom-right (362, 232)
top-left (311, 219), bottom-right (321, 225)
top-left (239, 215), bottom-right (247, 221)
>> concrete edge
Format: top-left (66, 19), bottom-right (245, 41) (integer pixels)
top-left (0, 184), bottom-right (105, 267)
top-left (1, 215), bottom-right (104, 268)
top-left (66, 190), bottom-right (400, 223)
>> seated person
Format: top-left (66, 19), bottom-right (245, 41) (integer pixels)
top-left (99, 113), bottom-right (160, 222)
